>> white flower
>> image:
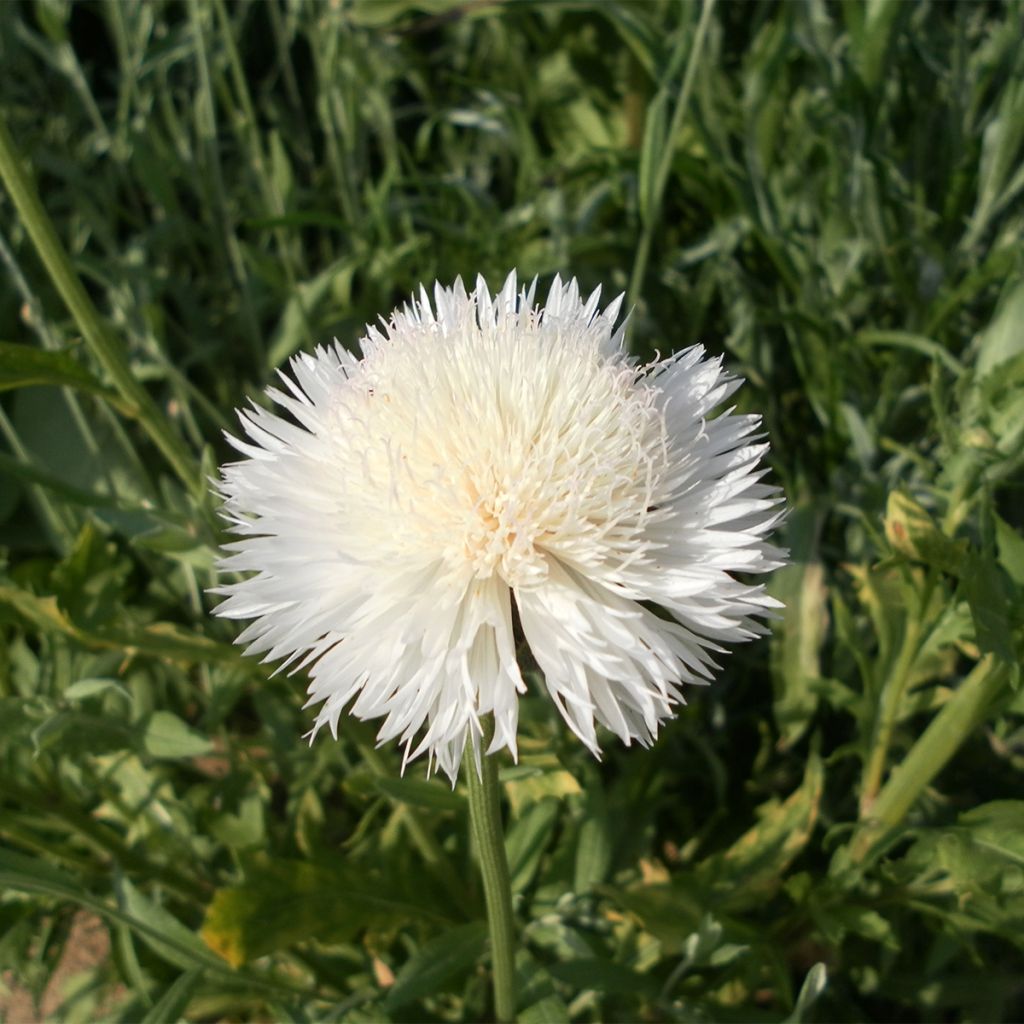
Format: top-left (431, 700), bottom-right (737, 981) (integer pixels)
top-left (214, 273), bottom-right (786, 781)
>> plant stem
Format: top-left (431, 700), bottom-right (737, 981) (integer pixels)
top-left (0, 115), bottom-right (199, 496)
top-left (851, 653), bottom-right (1009, 862)
top-left (465, 722), bottom-right (516, 1023)
top-left (859, 614), bottom-right (923, 818)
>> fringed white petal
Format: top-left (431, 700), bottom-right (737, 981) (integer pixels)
top-left (214, 273), bottom-right (786, 781)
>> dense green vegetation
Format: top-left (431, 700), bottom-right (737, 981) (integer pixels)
top-left (1, 1), bottom-right (1022, 1020)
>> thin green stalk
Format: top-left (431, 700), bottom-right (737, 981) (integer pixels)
top-left (859, 614), bottom-right (923, 818)
top-left (627, 0), bottom-right (716, 315)
top-left (0, 116), bottom-right (199, 496)
top-left (465, 722), bottom-right (516, 1023)
top-left (851, 654), bottom-right (1009, 862)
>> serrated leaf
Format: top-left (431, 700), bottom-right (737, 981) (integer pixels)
top-left (900, 801), bottom-right (1024, 947)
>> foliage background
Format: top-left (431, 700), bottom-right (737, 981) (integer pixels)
top-left (1, 0), bottom-right (1023, 1020)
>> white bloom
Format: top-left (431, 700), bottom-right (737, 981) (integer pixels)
top-left (214, 273), bottom-right (785, 781)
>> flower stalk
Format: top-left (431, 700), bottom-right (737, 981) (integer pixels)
top-left (465, 722), bottom-right (516, 1023)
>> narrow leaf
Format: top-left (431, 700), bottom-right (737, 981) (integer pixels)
top-left (382, 921), bottom-right (486, 1011)
top-left (0, 341), bottom-right (132, 414)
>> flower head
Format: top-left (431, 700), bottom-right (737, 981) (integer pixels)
top-left (215, 273), bottom-right (785, 780)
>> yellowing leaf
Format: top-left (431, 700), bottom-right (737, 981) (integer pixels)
top-left (698, 752), bottom-right (824, 909)
top-left (201, 858), bottom-right (450, 966)
top-left (885, 491), bottom-right (967, 576)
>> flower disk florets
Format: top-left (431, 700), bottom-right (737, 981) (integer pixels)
top-left (215, 273), bottom-right (785, 780)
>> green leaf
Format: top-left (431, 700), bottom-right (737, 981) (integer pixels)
top-left (0, 850), bottom-right (223, 973)
top-left (0, 580), bottom-right (238, 666)
top-left (0, 846), bottom-right (95, 903)
top-left (976, 281), bottom-right (1024, 378)
top-left (12, 386), bottom-right (150, 515)
top-left (64, 677), bottom-right (132, 702)
top-left (0, 341), bottom-right (131, 413)
top-left (517, 995), bottom-right (571, 1024)
top-left (573, 781), bottom-right (613, 893)
top-left (960, 554), bottom-right (1017, 664)
top-left (637, 90), bottom-right (669, 225)
top-left (856, 329), bottom-right (963, 376)
top-left (266, 260), bottom-right (352, 370)
top-left (770, 505), bottom-right (829, 748)
top-left (899, 801), bottom-right (1024, 947)
top-left (958, 801), bottom-right (1024, 866)
top-left (995, 514), bottom-right (1024, 587)
top-left (140, 968), bottom-right (204, 1024)
top-left (118, 877), bottom-right (219, 972)
top-left (345, 769), bottom-right (465, 813)
top-left (209, 792), bottom-right (266, 851)
top-left (505, 798), bottom-right (559, 893)
top-left (852, 0), bottom-right (904, 89)
top-left (382, 921), bottom-right (486, 1012)
top-left (970, 82), bottom-right (1024, 249)
top-left (143, 711), bottom-right (215, 759)
top-left (783, 962), bottom-right (828, 1023)
top-left (548, 957), bottom-right (654, 995)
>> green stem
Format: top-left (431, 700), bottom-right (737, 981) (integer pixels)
top-left (859, 614), bottom-right (923, 818)
top-left (0, 116), bottom-right (199, 496)
top-left (465, 724), bottom-right (516, 1023)
top-left (851, 654), bottom-right (1009, 862)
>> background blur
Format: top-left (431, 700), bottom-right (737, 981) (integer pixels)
top-left (1, 1), bottom-right (1022, 1021)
